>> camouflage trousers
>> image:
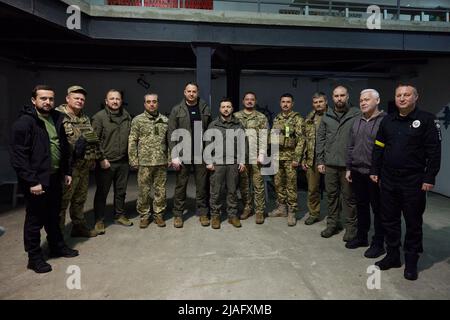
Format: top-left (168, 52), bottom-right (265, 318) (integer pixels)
top-left (274, 160), bottom-right (298, 211)
top-left (306, 164), bottom-right (321, 218)
top-left (239, 164), bottom-right (265, 213)
top-left (60, 161), bottom-right (90, 230)
top-left (137, 165), bottom-right (167, 219)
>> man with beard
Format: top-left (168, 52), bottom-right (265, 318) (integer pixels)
top-left (205, 98), bottom-right (246, 229)
top-left (168, 82), bottom-right (212, 228)
top-left (10, 85), bottom-right (78, 273)
top-left (268, 93), bottom-right (306, 226)
top-left (91, 89), bottom-right (133, 234)
top-left (316, 85), bottom-right (360, 241)
top-left (234, 92), bottom-right (269, 224)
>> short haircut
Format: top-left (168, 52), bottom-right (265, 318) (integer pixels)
top-left (280, 93), bottom-right (294, 101)
top-left (144, 93), bottom-right (159, 102)
top-left (360, 89), bottom-right (380, 99)
top-left (105, 89), bottom-right (122, 99)
top-left (312, 92), bottom-right (327, 100)
top-left (32, 85), bottom-right (54, 99)
top-left (332, 85), bottom-right (349, 95)
top-left (395, 83), bottom-right (418, 96)
top-left (184, 81), bottom-right (199, 90)
top-left (242, 91), bottom-right (257, 100)
top-left (219, 97), bottom-right (233, 106)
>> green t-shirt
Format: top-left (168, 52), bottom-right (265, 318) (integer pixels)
top-left (37, 112), bottom-right (61, 173)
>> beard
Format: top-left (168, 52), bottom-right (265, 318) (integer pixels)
top-left (36, 106), bottom-right (51, 114)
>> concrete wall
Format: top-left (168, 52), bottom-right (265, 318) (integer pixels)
top-left (1, 57), bottom-right (448, 195)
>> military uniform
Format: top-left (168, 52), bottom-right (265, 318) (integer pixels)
top-left (56, 104), bottom-right (101, 236)
top-left (129, 111), bottom-right (169, 225)
top-left (302, 110), bottom-right (324, 223)
top-left (371, 107), bottom-right (441, 279)
top-left (269, 111), bottom-right (306, 225)
top-left (91, 106), bottom-right (132, 229)
top-left (206, 116), bottom-right (246, 228)
top-left (234, 109), bottom-right (269, 223)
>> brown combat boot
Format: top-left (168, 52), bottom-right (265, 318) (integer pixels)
top-left (287, 207), bottom-right (297, 226)
top-left (255, 212), bottom-right (265, 224)
top-left (228, 216), bottom-right (241, 228)
top-left (268, 204), bottom-right (288, 217)
top-left (211, 215), bottom-right (221, 229)
top-left (153, 214), bottom-right (166, 227)
top-left (240, 206), bottom-right (253, 220)
top-left (174, 216), bottom-right (183, 228)
top-left (139, 217), bottom-right (151, 229)
top-left (71, 224), bottom-right (97, 238)
top-left (94, 220), bottom-right (105, 235)
top-left (199, 215), bottom-right (210, 227)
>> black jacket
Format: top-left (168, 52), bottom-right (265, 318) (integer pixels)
top-left (9, 105), bottom-right (72, 189)
top-left (371, 107), bottom-right (441, 184)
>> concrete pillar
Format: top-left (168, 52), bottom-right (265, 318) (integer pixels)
top-left (226, 60), bottom-right (241, 111)
top-left (192, 44), bottom-right (215, 106)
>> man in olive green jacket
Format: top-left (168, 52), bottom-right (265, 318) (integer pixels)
top-left (168, 82), bottom-right (212, 228)
top-left (91, 89), bottom-right (132, 234)
top-left (316, 85), bottom-right (361, 241)
top-left (301, 92), bottom-right (328, 225)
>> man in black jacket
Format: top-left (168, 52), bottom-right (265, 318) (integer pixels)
top-left (10, 85), bottom-right (78, 273)
top-left (370, 84), bottom-right (441, 281)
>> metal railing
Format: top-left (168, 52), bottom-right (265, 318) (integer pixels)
top-left (84, 0), bottom-right (450, 22)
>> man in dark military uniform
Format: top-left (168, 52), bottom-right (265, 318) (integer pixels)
top-left (370, 84), bottom-right (441, 281)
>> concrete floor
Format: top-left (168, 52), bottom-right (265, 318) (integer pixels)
top-left (0, 172), bottom-right (449, 300)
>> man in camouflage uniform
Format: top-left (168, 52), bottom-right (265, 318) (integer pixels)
top-left (301, 92), bottom-right (328, 225)
top-left (234, 92), bottom-right (269, 224)
top-left (205, 98), bottom-right (246, 229)
top-left (57, 86), bottom-right (102, 237)
top-left (91, 89), bottom-right (133, 235)
top-left (129, 93), bottom-right (169, 229)
top-left (268, 93), bottom-right (306, 226)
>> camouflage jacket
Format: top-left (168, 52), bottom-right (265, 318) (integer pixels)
top-left (271, 111), bottom-right (305, 161)
top-left (128, 111), bottom-right (169, 167)
top-left (234, 109), bottom-right (269, 159)
top-left (302, 110), bottom-right (324, 166)
top-left (56, 104), bottom-right (101, 164)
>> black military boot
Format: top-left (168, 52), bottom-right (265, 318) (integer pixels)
top-left (27, 256), bottom-right (52, 273)
top-left (375, 247), bottom-right (401, 270)
top-left (404, 253), bottom-right (419, 281)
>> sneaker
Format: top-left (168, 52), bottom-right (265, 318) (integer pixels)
top-left (49, 246), bottom-right (79, 258)
top-left (153, 214), bottom-right (166, 227)
top-left (228, 216), bottom-right (241, 228)
top-left (139, 217), bottom-right (151, 229)
top-left (174, 216), bottom-right (183, 228)
top-left (71, 224), bottom-right (98, 238)
top-left (199, 215), bottom-right (210, 227)
top-left (211, 215), bottom-right (221, 229)
top-left (114, 214), bottom-right (133, 227)
top-left (27, 258), bottom-right (52, 273)
top-left (304, 216), bottom-right (319, 225)
top-left (345, 238), bottom-right (369, 249)
top-left (94, 220), bottom-right (105, 235)
top-left (364, 244), bottom-right (386, 258)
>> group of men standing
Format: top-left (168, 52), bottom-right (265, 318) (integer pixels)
top-left (10, 82), bottom-right (441, 282)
